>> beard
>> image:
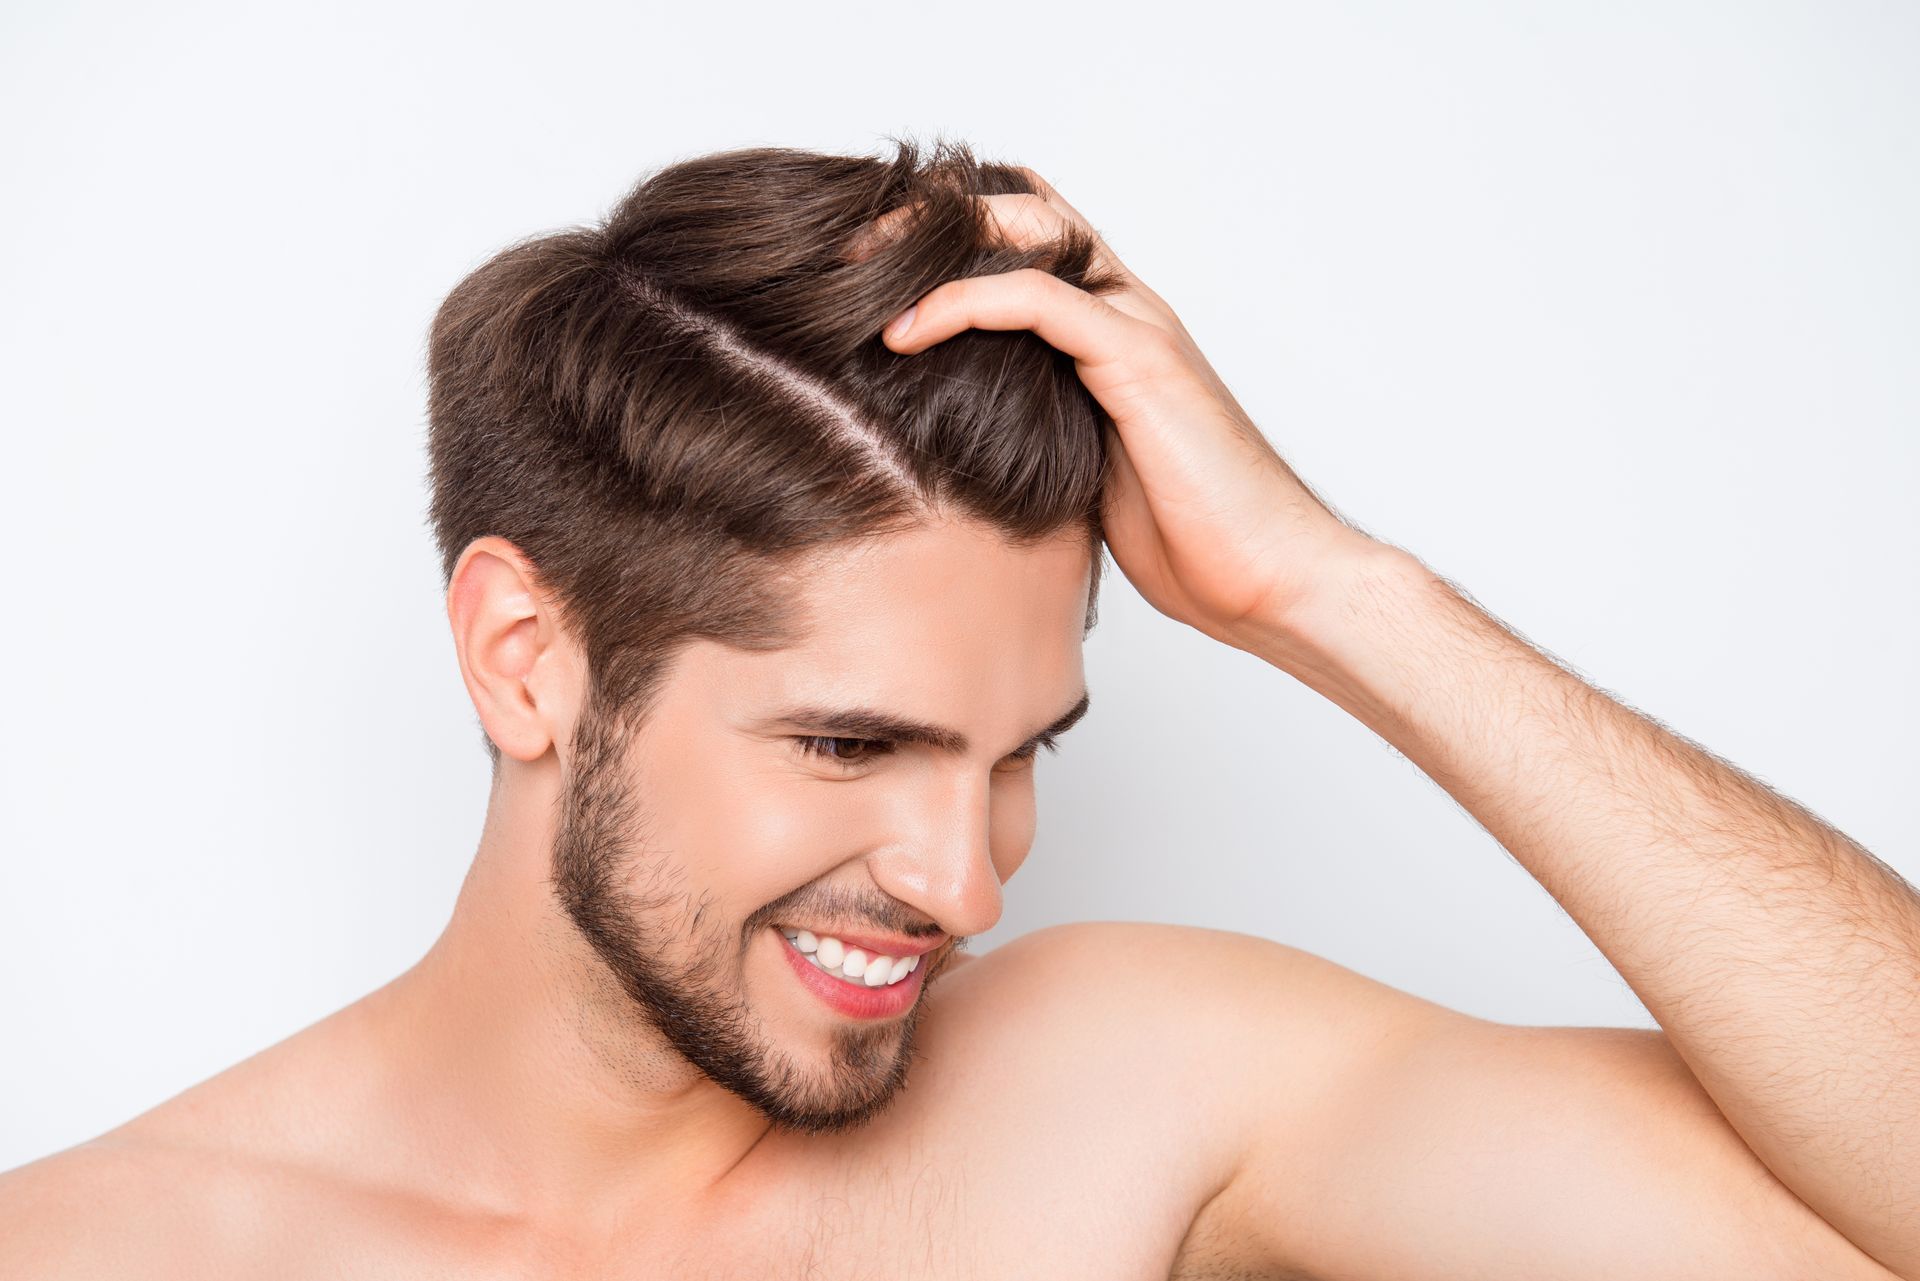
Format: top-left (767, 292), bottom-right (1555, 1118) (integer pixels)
top-left (548, 686), bottom-right (940, 1137)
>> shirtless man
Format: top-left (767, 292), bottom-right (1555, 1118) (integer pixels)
top-left (3, 142), bottom-right (1915, 1280)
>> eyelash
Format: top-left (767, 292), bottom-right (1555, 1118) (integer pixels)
top-left (794, 735), bottom-right (1060, 770)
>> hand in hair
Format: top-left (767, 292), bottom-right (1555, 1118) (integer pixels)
top-left (877, 167), bottom-right (1384, 654)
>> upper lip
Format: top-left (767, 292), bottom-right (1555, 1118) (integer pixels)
top-left (775, 924), bottom-right (945, 959)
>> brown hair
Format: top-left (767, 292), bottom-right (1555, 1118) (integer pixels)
top-left (424, 136), bottom-right (1124, 766)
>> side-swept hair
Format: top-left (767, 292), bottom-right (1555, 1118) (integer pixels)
top-left (424, 136), bottom-right (1124, 765)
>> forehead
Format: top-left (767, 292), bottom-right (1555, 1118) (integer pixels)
top-left (684, 516), bottom-right (1092, 720)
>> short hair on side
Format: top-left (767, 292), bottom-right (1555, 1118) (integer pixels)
top-left (424, 134), bottom-right (1124, 766)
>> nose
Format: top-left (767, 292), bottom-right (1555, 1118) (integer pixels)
top-left (865, 768), bottom-right (1005, 942)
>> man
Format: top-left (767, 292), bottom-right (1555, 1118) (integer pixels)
top-left (3, 140), bottom-right (1915, 1279)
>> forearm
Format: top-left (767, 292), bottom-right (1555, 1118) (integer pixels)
top-left (1241, 540), bottom-right (1920, 1278)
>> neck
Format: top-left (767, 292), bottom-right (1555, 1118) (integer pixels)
top-left (358, 759), bottom-right (774, 1230)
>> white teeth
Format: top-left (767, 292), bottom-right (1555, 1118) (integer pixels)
top-left (777, 926), bottom-right (920, 987)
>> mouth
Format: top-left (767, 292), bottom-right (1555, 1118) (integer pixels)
top-left (772, 925), bottom-right (926, 1020)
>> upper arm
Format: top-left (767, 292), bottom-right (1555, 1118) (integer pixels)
top-left (1200, 937), bottom-right (1903, 1280)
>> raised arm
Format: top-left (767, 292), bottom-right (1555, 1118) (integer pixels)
top-left (1235, 539), bottom-right (1920, 1278)
top-left (876, 166), bottom-right (1920, 1278)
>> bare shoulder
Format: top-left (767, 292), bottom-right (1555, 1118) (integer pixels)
top-left (0, 1131), bottom-right (262, 1279)
top-left (927, 925), bottom-right (1448, 1187)
top-left (1086, 923), bottom-right (1457, 1265)
top-left (0, 1020), bottom-right (396, 1280)
top-left (955, 918), bottom-right (1451, 1060)
top-left (991, 924), bottom-right (1901, 1281)
top-left (0, 1101), bottom-right (432, 1281)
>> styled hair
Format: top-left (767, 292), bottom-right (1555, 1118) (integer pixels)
top-left (424, 136), bottom-right (1124, 766)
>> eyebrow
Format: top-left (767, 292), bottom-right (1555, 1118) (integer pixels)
top-left (763, 689), bottom-right (1091, 757)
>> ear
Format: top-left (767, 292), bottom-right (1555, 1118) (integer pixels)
top-left (445, 537), bottom-right (584, 764)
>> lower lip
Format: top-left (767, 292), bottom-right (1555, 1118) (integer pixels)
top-left (774, 927), bottom-right (926, 1020)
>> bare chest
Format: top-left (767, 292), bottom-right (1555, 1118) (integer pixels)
top-left (205, 940), bottom-right (1269, 1280)
top-left (629, 1135), bottom-right (1241, 1281)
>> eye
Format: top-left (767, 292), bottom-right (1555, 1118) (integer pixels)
top-left (793, 732), bottom-right (1064, 773)
top-left (794, 736), bottom-right (896, 768)
top-left (995, 733), bottom-right (1062, 772)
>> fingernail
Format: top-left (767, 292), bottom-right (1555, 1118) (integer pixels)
top-left (886, 303), bottom-right (916, 341)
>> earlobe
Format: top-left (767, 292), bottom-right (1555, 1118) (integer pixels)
top-left (446, 537), bottom-right (570, 764)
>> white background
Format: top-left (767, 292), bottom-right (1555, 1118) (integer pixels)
top-left (2, 1), bottom-right (1914, 1170)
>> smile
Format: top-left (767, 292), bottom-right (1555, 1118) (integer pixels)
top-left (779, 927), bottom-right (922, 987)
top-left (773, 926), bottom-right (926, 1020)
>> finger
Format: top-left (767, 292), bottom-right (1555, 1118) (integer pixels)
top-left (846, 166), bottom-right (1088, 263)
top-left (884, 264), bottom-right (1263, 553)
top-left (975, 192), bottom-right (1131, 279)
top-left (976, 191), bottom-right (1063, 251)
top-left (882, 265), bottom-right (1170, 390)
top-left (1011, 165), bottom-right (1091, 227)
top-left (971, 193), bottom-right (1177, 328)
top-left (845, 181), bottom-right (1184, 336)
top-left (1003, 171), bottom-right (1181, 316)
top-left (846, 173), bottom-right (1120, 281)
top-left (845, 191), bottom-right (1089, 269)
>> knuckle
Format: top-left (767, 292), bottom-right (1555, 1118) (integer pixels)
top-left (1013, 266), bottom-right (1059, 301)
top-left (1133, 322), bottom-right (1187, 368)
top-left (1080, 290), bottom-right (1123, 326)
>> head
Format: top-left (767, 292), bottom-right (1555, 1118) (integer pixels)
top-left (425, 137), bottom-right (1123, 1135)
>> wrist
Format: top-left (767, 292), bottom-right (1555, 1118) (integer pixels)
top-left (1225, 536), bottom-right (1441, 688)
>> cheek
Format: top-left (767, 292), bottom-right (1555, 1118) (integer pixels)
top-left (631, 746), bottom-right (847, 902)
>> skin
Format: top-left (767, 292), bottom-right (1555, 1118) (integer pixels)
top-left (4, 168), bottom-right (1918, 1280)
